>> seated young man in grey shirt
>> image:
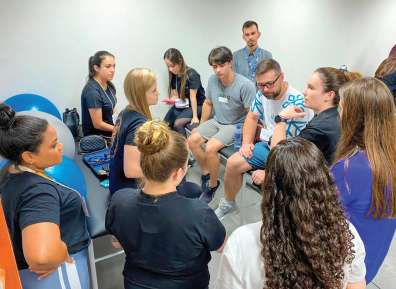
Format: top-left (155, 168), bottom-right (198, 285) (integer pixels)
top-left (188, 46), bottom-right (256, 204)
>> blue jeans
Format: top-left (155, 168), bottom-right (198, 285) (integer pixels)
top-left (19, 248), bottom-right (89, 289)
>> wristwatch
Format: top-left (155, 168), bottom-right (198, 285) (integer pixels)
top-left (274, 115), bottom-right (288, 123)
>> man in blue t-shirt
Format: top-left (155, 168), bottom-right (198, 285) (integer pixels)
top-left (188, 46), bottom-right (256, 204)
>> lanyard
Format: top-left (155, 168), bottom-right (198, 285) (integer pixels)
top-left (17, 165), bottom-right (89, 217)
top-left (244, 47), bottom-right (261, 81)
top-left (94, 79), bottom-right (116, 110)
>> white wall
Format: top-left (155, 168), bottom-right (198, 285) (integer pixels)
top-left (0, 0), bottom-right (395, 119)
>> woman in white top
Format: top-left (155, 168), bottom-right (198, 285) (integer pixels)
top-left (216, 138), bottom-right (366, 289)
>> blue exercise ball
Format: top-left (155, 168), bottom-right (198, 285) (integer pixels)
top-left (0, 158), bottom-right (9, 170)
top-left (4, 94), bottom-right (62, 120)
top-left (17, 111), bottom-right (76, 159)
top-left (45, 156), bottom-right (87, 199)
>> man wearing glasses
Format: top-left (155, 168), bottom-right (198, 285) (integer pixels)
top-left (232, 21), bottom-right (273, 90)
top-left (214, 59), bottom-right (313, 220)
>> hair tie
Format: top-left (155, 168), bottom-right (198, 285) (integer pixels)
top-left (339, 65), bottom-right (348, 73)
top-left (0, 117), bottom-right (16, 130)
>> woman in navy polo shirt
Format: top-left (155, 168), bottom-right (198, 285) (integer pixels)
top-left (0, 104), bottom-right (90, 289)
top-left (81, 50), bottom-right (118, 138)
top-left (163, 48), bottom-right (206, 137)
top-left (331, 78), bottom-right (396, 283)
top-left (109, 68), bottom-right (202, 198)
top-left (271, 67), bottom-right (361, 165)
top-left (106, 119), bottom-right (227, 289)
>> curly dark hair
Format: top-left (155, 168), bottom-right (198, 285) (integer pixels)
top-left (260, 138), bottom-right (355, 289)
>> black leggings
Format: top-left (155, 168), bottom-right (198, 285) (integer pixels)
top-left (164, 105), bottom-right (203, 137)
top-left (176, 181), bottom-right (202, 199)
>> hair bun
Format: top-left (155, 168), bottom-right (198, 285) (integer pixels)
top-left (344, 71), bottom-right (362, 82)
top-left (0, 103), bottom-right (16, 130)
top-left (135, 120), bottom-right (170, 155)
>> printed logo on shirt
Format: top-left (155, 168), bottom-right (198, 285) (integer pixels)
top-left (250, 92), bottom-right (264, 120)
top-left (282, 94), bottom-right (306, 111)
top-left (283, 94), bottom-right (309, 138)
top-left (110, 116), bottom-right (122, 158)
top-left (218, 93), bottom-right (230, 103)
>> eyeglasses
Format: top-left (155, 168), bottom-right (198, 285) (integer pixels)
top-left (257, 73), bottom-right (282, 89)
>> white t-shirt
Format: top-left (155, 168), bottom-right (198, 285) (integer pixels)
top-left (215, 221), bottom-right (366, 289)
top-left (250, 83), bottom-right (314, 142)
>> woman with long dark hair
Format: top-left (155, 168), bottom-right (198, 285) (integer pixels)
top-left (0, 104), bottom-right (90, 289)
top-left (332, 77), bottom-right (396, 283)
top-left (107, 120), bottom-right (227, 289)
top-left (81, 50), bottom-right (118, 137)
top-left (216, 138), bottom-right (366, 289)
top-left (375, 52), bottom-right (396, 104)
top-left (163, 48), bottom-right (206, 137)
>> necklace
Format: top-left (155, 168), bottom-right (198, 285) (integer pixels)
top-left (94, 79), bottom-right (116, 110)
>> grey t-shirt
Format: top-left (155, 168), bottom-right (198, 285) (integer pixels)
top-left (206, 73), bottom-right (256, 125)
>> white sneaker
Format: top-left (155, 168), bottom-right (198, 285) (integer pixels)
top-left (215, 198), bottom-right (239, 221)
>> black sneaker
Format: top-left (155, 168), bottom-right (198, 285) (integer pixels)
top-left (188, 153), bottom-right (196, 168)
top-left (201, 174), bottom-right (210, 191)
top-left (199, 180), bottom-right (222, 204)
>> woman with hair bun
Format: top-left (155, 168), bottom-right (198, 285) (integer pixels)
top-left (271, 67), bottom-right (361, 165)
top-left (109, 68), bottom-right (202, 198)
top-left (106, 119), bottom-right (227, 289)
top-left (216, 138), bottom-right (366, 289)
top-left (81, 50), bottom-right (117, 138)
top-left (332, 77), bottom-right (396, 283)
top-left (0, 103), bottom-right (90, 289)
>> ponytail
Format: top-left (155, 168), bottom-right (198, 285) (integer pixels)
top-left (87, 56), bottom-right (96, 82)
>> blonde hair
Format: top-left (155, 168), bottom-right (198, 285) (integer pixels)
top-left (134, 120), bottom-right (188, 182)
top-left (334, 77), bottom-right (396, 219)
top-left (124, 68), bottom-right (157, 119)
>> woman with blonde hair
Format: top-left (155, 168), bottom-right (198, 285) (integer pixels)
top-left (331, 77), bottom-right (396, 283)
top-left (109, 68), bottom-right (202, 198)
top-left (106, 120), bottom-right (227, 289)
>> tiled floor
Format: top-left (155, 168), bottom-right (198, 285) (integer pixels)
top-left (89, 162), bottom-right (396, 289)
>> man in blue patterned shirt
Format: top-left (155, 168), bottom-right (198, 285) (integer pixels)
top-left (215, 59), bottom-right (313, 220)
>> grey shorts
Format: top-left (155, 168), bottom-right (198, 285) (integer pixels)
top-left (195, 118), bottom-right (239, 146)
